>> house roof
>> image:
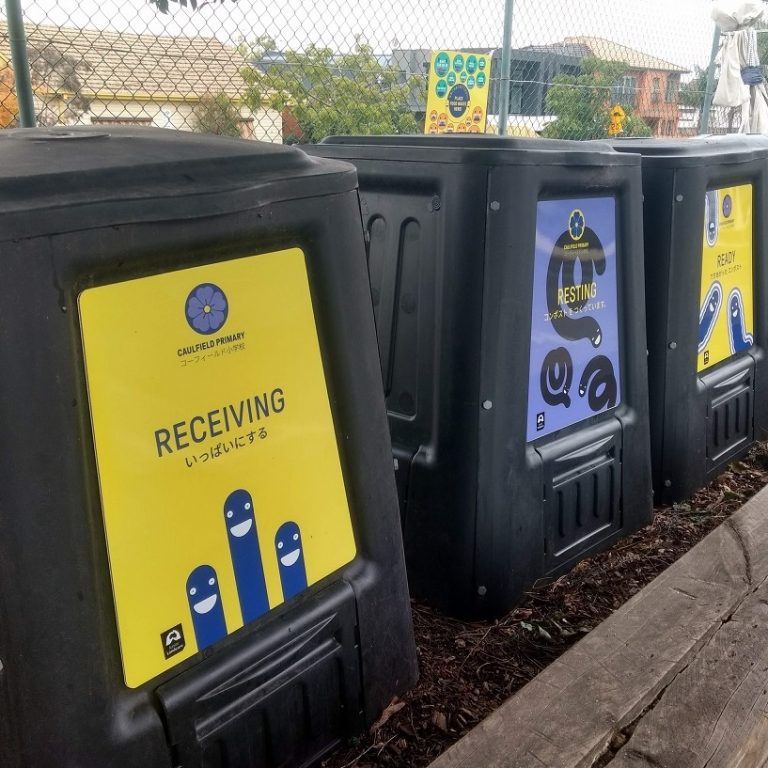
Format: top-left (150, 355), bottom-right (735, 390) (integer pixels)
top-left (563, 36), bottom-right (688, 73)
top-left (0, 22), bottom-right (250, 100)
top-left (520, 42), bottom-right (593, 59)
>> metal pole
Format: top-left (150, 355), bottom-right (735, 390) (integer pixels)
top-left (700, 25), bottom-right (721, 135)
top-left (5, 0), bottom-right (35, 127)
top-left (497, 0), bottom-right (514, 136)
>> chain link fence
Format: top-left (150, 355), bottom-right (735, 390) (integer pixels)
top-left (0, 0), bottom-right (741, 143)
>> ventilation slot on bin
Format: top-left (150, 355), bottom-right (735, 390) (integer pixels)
top-left (367, 212), bottom-right (425, 418)
top-left (705, 358), bottom-right (755, 470)
top-left (538, 426), bottom-right (623, 572)
top-left (156, 585), bottom-right (364, 768)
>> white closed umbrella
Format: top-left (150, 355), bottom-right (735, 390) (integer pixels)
top-left (712, 0), bottom-right (768, 133)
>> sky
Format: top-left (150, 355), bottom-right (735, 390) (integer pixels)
top-left (5, 0), bottom-right (720, 72)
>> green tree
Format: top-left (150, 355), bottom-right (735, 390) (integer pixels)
top-left (149, 0), bottom-right (236, 14)
top-left (679, 65), bottom-right (709, 111)
top-left (28, 43), bottom-right (91, 126)
top-left (237, 34), bottom-right (278, 63)
top-left (191, 93), bottom-right (242, 138)
top-left (542, 58), bottom-right (651, 140)
top-left (757, 23), bottom-right (768, 66)
top-left (241, 43), bottom-right (421, 143)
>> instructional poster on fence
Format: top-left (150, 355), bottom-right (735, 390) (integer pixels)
top-left (424, 50), bottom-right (489, 134)
top-left (79, 248), bottom-right (356, 688)
top-left (697, 184), bottom-right (754, 373)
top-left (527, 198), bottom-right (622, 442)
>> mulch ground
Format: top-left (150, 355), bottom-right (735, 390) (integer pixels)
top-left (322, 443), bottom-right (768, 768)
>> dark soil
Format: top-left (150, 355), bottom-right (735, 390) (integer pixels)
top-left (322, 443), bottom-right (768, 768)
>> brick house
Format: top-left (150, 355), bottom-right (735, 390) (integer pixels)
top-left (562, 36), bottom-right (688, 137)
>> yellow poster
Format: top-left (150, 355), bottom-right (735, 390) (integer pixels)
top-left (79, 248), bottom-right (356, 688)
top-left (425, 50), bottom-right (489, 135)
top-left (698, 184), bottom-right (754, 372)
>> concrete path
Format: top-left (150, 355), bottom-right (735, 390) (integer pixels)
top-left (430, 485), bottom-right (768, 768)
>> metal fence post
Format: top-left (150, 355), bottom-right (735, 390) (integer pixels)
top-left (6, 0), bottom-right (36, 127)
top-left (497, 0), bottom-right (514, 136)
top-left (700, 25), bottom-right (721, 135)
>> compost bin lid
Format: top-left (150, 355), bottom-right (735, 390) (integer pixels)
top-left (0, 126), bottom-right (356, 240)
top-left (609, 134), bottom-right (768, 166)
top-left (318, 133), bottom-right (638, 167)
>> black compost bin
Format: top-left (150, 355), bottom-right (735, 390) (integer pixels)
top-left (611, 135), bottom-right (768, 504)
top-left (309, 135), bottom-right (653, 618)
top-left (0, 127), bottom-right (416, 768)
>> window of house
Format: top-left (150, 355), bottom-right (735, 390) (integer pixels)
top-left (612, 76), bottom-right (637, 108)
top-left (666, 75), bottom-right (680, 103)
top-left (651, 78), bottom-right (661, 103)
top-left (509, 60), bottom-right (539, 115)
top-left (520, 61), bottom-right (540, 116)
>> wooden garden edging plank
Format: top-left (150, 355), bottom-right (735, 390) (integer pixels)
top-left (609, 586), bottom-right (768, 767)
top-left (429, 486), bottom-right (768, 768)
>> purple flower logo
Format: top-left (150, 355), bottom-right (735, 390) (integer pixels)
top-left (185, 283), bottom-right (228, 335)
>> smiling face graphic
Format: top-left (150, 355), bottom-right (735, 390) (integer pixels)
top-left (190, 582), bottom-right (218, 614)
top-left (225, 490), bottom-right (255, 538)
top-left (705, 190), bottom-right (719, 246)
top-left (727, 288), bottom-right (753, 354)
top-left (187, 564), bottom-right (219, 613)
top-left (275, 521), bottom-right (308, 600)
top-left (277, 523), bottom-right (302, 566)
top-left (698, 282), bottom-right (723, 354)
top-left (185, 564), bottom-right (227, 651)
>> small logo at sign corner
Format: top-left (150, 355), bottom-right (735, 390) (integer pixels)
top-left (722, 194), bottom-right (733, 219)
top-left (185, 283), bottom-right (228, 335)
top-left (568, 209), bottom-right (586, 241)
top-left (161, 624), bottom-right (185, 659)
top-left (536, 412), bottom-right (546, 432)
top-left (704, 350), bottom-right (710, 365)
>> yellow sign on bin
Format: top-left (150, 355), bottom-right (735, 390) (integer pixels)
top-left (697, 185), bottom-right (754, 372)
top-left (79, 248), bottom-right (356, 687)
top-left (425, 50), bottom-right (490, 135)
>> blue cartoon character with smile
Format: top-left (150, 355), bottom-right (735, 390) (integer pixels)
top-left (186, 564), bottom-right (227, 651)
top-left (224, 489), bottom-right (269, 623)
top-left (705, 190), bottom-right (719, 247)
top-left (275, 522), bottom-right (308, 600)
top-left (727, 288), bottom-right (754, 354)
top-left (698, 281), bottom-right (723, 353)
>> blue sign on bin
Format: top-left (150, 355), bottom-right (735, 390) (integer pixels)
top-left (527, 197), bottom-right (622, 441)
